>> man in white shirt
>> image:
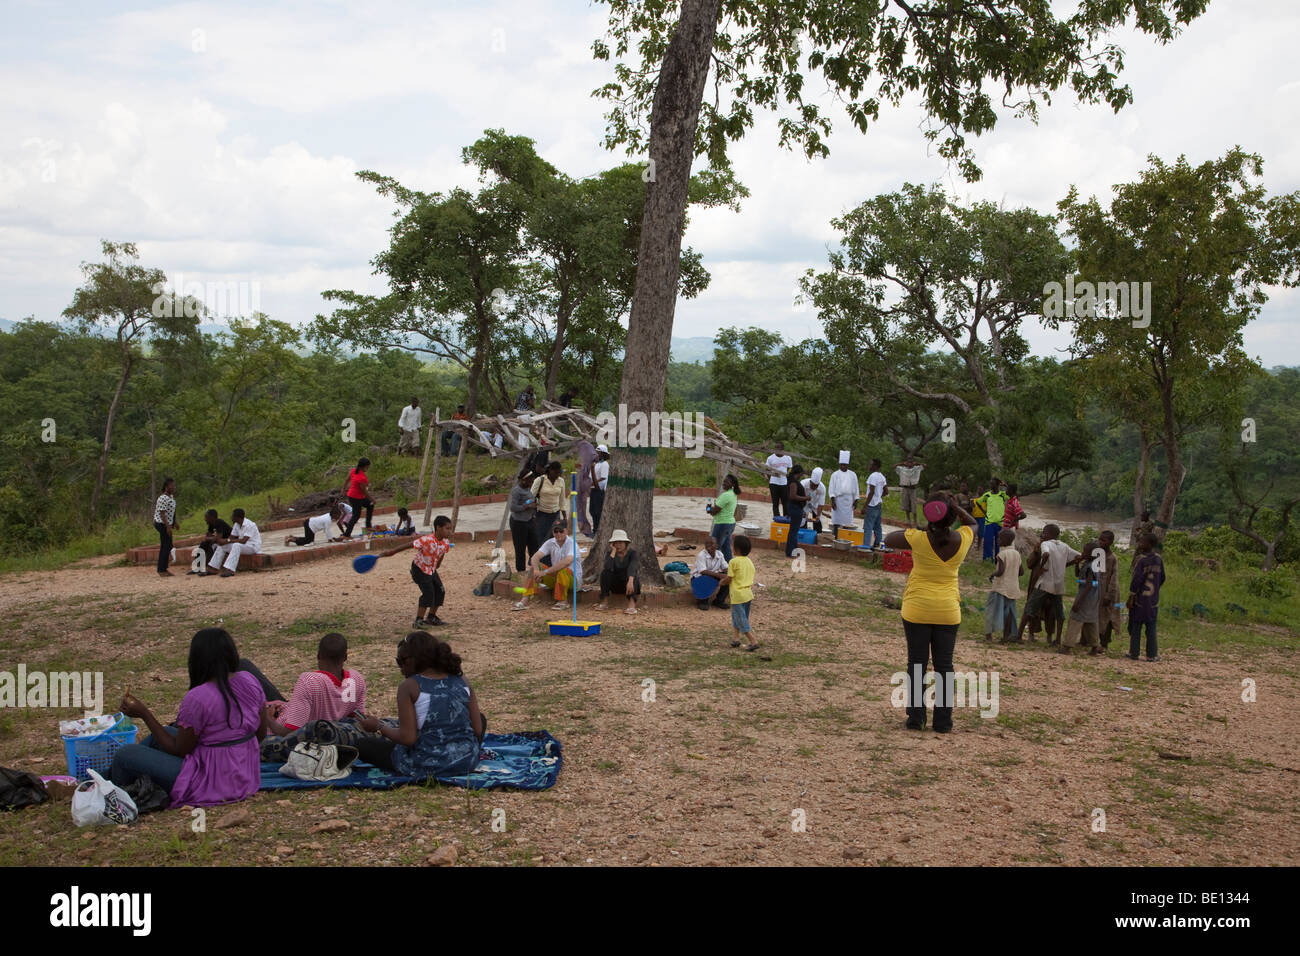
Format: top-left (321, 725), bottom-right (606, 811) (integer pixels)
top-left (827, 451), bottom-right (860, 535)
top-left (211, 508), bottom-right (262, 577)
top-left (864, 458), bottom-right (888, 549)
top-left (589, 444), bottom-right (610, 534)
top-left (691, 536), bottom-right (730, 610)
top-left (513, 521), bottom-right (582, 611)
top-left (397, 398), bottom-right (422, 456)
top-left (801, 467), bottom-right (827, 533)
top-left (765, 442), bottom-right (793, 518)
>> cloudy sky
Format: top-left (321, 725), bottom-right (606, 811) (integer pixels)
top-left (3, 0), bottom-right (1298, 364)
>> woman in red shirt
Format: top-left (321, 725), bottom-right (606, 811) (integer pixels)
top-left (341, 457), bottom-right (374, 537)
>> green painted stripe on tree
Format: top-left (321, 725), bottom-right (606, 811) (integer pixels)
top-left (608, 474), bottom-right (656, 491)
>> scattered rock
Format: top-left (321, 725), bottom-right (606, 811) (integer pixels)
top-left (427, 845), bottom-right (458, 866)
top-left (214, 808), bottom-right (254, 829)
top-left (311, 819), bottom-right (351, 834)
top-left (762, 828), bottom-right (779, 839)
top-left (843, 847), bottom-right (864, 860)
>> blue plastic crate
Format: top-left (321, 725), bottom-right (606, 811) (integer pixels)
top-left (62, 719), bottom-right (138, 781)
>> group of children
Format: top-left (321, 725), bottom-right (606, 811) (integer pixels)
top-left (984, 524), bottom-right (1166, 661)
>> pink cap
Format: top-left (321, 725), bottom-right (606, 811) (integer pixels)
top-left (923, 499), bottom-right (949, 523)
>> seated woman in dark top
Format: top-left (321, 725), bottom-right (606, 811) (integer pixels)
top-left (595, 529), bottom-right (641, 615)
top-left (350, 632), bottom-right (483, 778)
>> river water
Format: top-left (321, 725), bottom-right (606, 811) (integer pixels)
top-left (1016, 494), bottom-right (1134, 540)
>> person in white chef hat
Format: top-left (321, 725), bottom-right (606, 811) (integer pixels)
top-left (827, 451), bottom-right (860, 536)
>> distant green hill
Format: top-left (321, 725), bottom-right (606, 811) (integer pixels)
top-left (669, 336), bottom-right (716, 364)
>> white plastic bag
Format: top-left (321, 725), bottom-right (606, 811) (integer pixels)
top-left (71, 769), bottom-right (138, 827)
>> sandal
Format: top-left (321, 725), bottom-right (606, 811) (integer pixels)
top-left (552, 601), bottom-right (568, 610)
top-left (594, 603), bottom-right (608, 610)
top-left (510, 601), bottom-right (527, 611)
top-left (744, 643), bottom-right (759, 652)
top-left (730, 641), bottom-right (741, 648)
top-left (624, 607), bottom-right (638, 615)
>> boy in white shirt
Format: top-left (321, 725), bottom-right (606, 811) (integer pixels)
top-left (1021, 524), bottom-right (1080, 644)
top-left (864, 458), bottom-right (888, 549)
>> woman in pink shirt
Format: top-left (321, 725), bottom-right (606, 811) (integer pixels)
top-left (341, 457), bottom-right (375, 537)
top-left (110, 628), bottom-right (267, 807)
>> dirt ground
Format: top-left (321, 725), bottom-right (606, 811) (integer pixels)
top-left (0, 533), bottom-right (1296, 867)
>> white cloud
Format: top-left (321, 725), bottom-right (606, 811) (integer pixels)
top-left (0, 0), bottom-right (1297, 362)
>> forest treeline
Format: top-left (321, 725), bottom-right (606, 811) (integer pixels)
top-left (3, 142), bottom-right (1297, 569)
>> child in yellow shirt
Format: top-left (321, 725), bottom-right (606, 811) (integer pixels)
top-left (721, 535), bottom-right (758, 651)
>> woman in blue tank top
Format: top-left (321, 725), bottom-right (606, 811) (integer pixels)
top-left (353, 632), bottom-right (483, 777)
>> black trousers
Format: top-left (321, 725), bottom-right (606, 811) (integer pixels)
top-left (589, 486), bottom-right (605, 533)
top-left (237, 657), bottom-right (286, 702)
top-left (510, 518), bottom-right (538, 572)
top-left (599, 568), bottom-right (641, 600)
top-left (355, 715), bottom-right (488, 769)
top-left (290, 519), bottom-right (316, 546)
top-left (784, 503), bottom-right (806, 557)
top-left (903, 620), bottom-right (958, 730)
top-left (154, 522), bottom-right (172, 573)
top-left (769, 484), bottom-right (785, 518)
top-left (411, 564), bottom-right (445, 611)
top-left (343, 496), bottom-right (374, 536)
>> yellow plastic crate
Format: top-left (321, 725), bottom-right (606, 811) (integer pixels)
top-left (769, 522), bottom-right (790, 542)
top-left (836, 528), bottom-right (864, 546)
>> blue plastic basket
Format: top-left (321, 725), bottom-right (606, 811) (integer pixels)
top-left (62, 716), bottom-right (138, 781)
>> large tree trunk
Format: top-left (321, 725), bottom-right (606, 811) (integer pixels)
top-left (1130, 427), bottom-right (1151, 548)
top-left (91, 352), bottom-right (132, 516)
top-left (585, 0), bottom-right (722, 585)
top-left (1154, 390), bottom-right (1185, 541)
top-left (465, 305), bottom-right (490, 416)
top-left (544, 285), bottom-right (573, 402)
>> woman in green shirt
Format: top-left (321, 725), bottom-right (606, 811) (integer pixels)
top-left (707, 474), bottom-right (741, 562)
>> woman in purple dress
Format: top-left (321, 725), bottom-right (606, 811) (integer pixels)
top-left (110, 628), bottom-right (267, 806)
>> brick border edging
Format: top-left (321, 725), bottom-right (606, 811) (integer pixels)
top-left (125, 489), bottom-right (910, 569)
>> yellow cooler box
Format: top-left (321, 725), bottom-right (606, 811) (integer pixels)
top-left (836, 528), bottom-right (864, 546)
top-left (769, 521), bottom-right (790, 543)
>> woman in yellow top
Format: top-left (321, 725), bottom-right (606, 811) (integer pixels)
top-left (883, 492), bottom-right (977, 733)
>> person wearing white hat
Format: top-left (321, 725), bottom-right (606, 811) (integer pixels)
top-left (801, 466), bottom-right (827, 533)
top-left (595, 529), bottom-right (641, 614)
top-left (588, 444), bottom-right (611, 534)
top-left (827, 451), bottom-right (860, 535)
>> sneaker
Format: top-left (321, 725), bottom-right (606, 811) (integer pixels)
top-left (412, 618), bottom-right (429, 629)
top-left (904, 718), bottom-right (925, 731)
top-left (552, 601), bottom-right (568, 610)
top-left (1126, 654), bottom-right (1140, 660)
top-left (1146, 655), bottom-right (1161, 662)
top-left (510, 601), bottom-right (527, 611)
top-left (933, 724), bottom-right (953, 734)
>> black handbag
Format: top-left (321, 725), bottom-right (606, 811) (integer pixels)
top-left (0, 766), bottom-right (49, 811)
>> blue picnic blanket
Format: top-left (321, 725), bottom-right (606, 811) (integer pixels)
top-left (258, 731), bottom-right (561, 792)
